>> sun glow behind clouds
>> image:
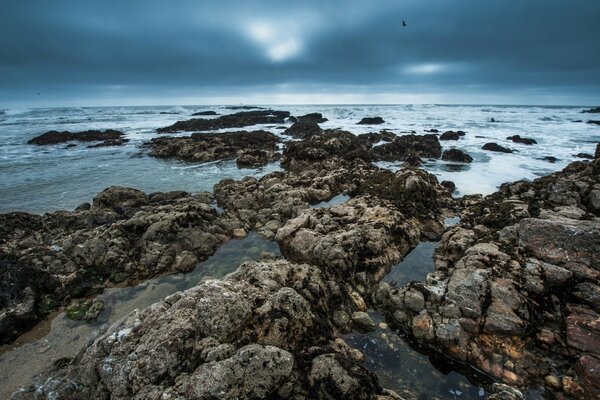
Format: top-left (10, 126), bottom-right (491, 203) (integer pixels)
top-left (403, 63), bottom-right (445, 75)
top-left (246, 21), bottom-right (303, 62)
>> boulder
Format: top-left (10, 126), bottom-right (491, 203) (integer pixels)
top-left (283, 121), bottom-right (322, 139)
top-left (442, 149), bottom-right (473, 163)
top-left (28, 130), bottom-right (125, 146)
top-left (357, 117), bottom-right (385, 125)
top-left (482, 142), bottom-right (513, 153)
top-left (372, 134), bottom-right (442, 161)
top-left (506, 135), bottom-right (537, 145)
top-left (439, 131), bottom-right (462, 140)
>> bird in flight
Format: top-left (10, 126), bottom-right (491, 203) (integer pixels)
top-left (402, 20), bottom-right (407, 27)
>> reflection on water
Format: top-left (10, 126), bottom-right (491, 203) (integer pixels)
top-left (0, 232), bottom-right (279, 399)
top-left (345, 311), bottom-right (488, 399)
top-left (312, 194), bottom-right (350, 208)
top-left (347, 215), bottom-right (492, 399)
top-left (384, 241), bottom-right (439, 287)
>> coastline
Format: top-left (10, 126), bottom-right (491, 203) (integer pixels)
top-left (1, 108), bottom-right (599, 399)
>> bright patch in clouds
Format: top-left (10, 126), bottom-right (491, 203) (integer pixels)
top-left (403, 63), bottom-right (445, 75)
top-left (246, 21), bottom-right (303, 62)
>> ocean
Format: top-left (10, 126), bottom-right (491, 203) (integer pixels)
top-left (1, 104), bottom-right (598, 214)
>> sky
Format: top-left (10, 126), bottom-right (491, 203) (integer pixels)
top-left (1, 0), bottom-right (599, 107)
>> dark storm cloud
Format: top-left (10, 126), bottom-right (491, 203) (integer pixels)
top-left (0, 0), bottom-right (599, 105)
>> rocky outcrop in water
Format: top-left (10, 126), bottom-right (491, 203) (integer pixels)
top-left (13, 165), bottom-right (452, 400)
top-left (157, 110), bottom-right (291, 133)
top-left (0, 187), bottom-right (242, 344)
top-left (372, 134), bottom-right (442, 161)
top-left (143, 130), bottom-right (280, 167)
top-left (507, 135), bottom-right (537, 145)
top-left (442, 149), bottom-right (473, 163)
top-left (482, 142), bottom-right (513, 153)
top-left (374, 158), bottom-right (600, 398)
top-left (283, 121), bottom-right (322, 139)
top-left (289, 112), bottom-right (328, 123)
top-left (439, 131), bottom-right (465, 140)
top-left (357, 117), bottom-right (385, 125)
top-left (27, 130), bottom-right (126, 146)
top-left (191, 110), bottom-right (218, 116)
top-left (281, 130), bottom-right (373, 170)
top-left (582, 106), bottom-right (600, 113)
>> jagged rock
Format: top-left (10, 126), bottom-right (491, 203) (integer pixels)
top-left (587, 120), bottom-right (600, 125)
top-left (296, 112), bottom-right (328, 123)
top-left (276, 196), bottom-right (421, 272)
top-left (143, 130), bottom-right (279, 167)
top-left (507, 135), bottom-right (537, 145)
top-left (13, 257), bottom-right (387, 399)
top-left (373, 159), bottom-right (600, 396)
top-left (92, 186), bottom-right (149, 210)
top-left (441, 180), bottom-right (456, 193)
top-left (482, 143), bottom-right (513, 153)
top-left (283, 121), bottom-right (322, 139)
top-left (357, 117), bottom-right (385, 125)
top-left (357, 131), bottom-right (396, 144)
top-left (442, 149), bottom-right (473, 163)
top-left (157, 109), bottom-right (290, 132)
top-left (372, 134), bottom-right (442, 161)
top-left (236, 148), bottom-right (280, 168)
top-left (281, 129), bottom-right (372, 170)
top-left (28, 130), bottom-right (125, 146)
top-left (0, 188), bottom-right (240, 344)
top-left (574, 152), bottom-right (594, 159)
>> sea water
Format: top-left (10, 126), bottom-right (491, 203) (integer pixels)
top-left (1, 104), bottom-right (598, 213)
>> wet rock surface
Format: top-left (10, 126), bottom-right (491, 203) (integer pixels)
top-left (582, 106), bottom-right (600, 113)
top-left (482, 142), bottom-right (513, 153)
top-left (0, 187), bottom-right (241, 344)
top-left (357, 117), bottom-right (385, 125)
top-left (28, 130), bottom-right (126, 146)
top-left (439, 131), bottom-right (464, 141)
top-left (7, 125), bottom-right (600, 399)
top-left (506, 135), bottom-right (537, 145)
top-left (442, 149), bottom-right (473, 163)
top-left (143, 130), bottom-right (280, 167)
top-left (12, 164), bottom-right (452, 399)
top-left (281, 129), bottom-right (373, 170)
top-left (157, 109), bottom-right (290, 133)
top-left (372, 134), bottom-right (442, 161)
top-left (374, 158), bottom-right (600, 398)
top-left (283, 121), bottom-right (323, 139)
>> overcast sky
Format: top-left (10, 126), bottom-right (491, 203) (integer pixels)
top-left (1, 0), bottom-right (599, 107)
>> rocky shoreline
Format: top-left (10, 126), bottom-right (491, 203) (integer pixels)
top-left (2, 113), bottom-right (600, 399)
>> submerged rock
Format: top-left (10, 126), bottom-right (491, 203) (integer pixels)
top-left (28, 130), bottom-right (125, 146)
